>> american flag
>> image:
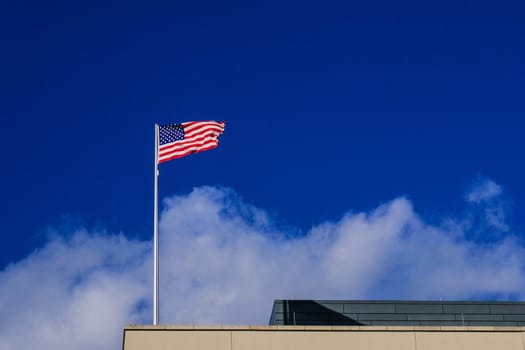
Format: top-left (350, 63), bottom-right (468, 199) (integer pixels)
top-left (158, 121), bottom-right (225, 163)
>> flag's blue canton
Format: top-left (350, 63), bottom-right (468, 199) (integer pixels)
top-left (159, 124), bottom-right (185, 146)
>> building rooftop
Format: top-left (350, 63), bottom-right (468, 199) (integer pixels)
top-left (270, 300), bottom-right (525, 327)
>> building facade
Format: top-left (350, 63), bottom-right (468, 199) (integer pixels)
top-left (123, 300), bottom-right (525, 350)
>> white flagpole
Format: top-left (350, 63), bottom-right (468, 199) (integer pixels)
top-left (153, 123), bottom-right (159, 325)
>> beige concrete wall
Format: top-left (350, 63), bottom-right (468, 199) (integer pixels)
top-left (123, 325), bottom-right (525, 350)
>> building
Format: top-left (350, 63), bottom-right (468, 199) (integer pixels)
top-left (123, 300), bottom-right (525, 350)
top-left (269, 300), bottom-right (525, 326)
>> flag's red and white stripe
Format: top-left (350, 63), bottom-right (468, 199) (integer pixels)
top-left (158, 121), bottom-right (225, 163)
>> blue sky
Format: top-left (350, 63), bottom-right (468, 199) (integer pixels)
top-left (2, 0), bottom-right (524, 266)
top-left (1, 0), bottom-right (525, 348)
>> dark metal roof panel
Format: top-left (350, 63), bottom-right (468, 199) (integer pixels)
top-left (270, 300), bottom-right (525, 326)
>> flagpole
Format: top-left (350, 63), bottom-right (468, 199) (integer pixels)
top-left (153, 123), bottom-right (159, 325)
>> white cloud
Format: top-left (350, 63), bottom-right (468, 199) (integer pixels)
top-left (1, 183), bottom-right (524, 349)
top-left (0, 232), bottom-right (150, 350)
top-left (466, 178), bottom-right (503, 204)
top-left (464, 177), bottom-right (510, 232)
